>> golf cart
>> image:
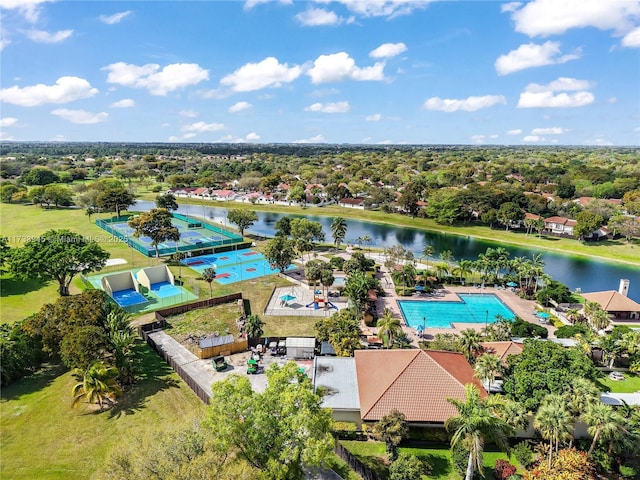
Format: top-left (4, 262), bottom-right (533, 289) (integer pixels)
top-left (247, 358), bottom-right (259, 374)
top-left (212, 355), bottom-right (228, 372)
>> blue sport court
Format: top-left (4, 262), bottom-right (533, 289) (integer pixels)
top-left (398, 294), bottom-right (516, 329)
top-left (111, 288), bottom-right (147, 307)
top-left (182, 250), bottom-right (293, 284)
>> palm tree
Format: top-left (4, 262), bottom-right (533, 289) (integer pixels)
top-left (362, 234), bottom-right (372, 253)
top-left (245, 314), bottom-right (265, 340)
top-left (446, 384), bottom-right (514, 480)
top-left (434, 262), bottom-right (450, 282)
top-left (459, 329), bottom-right (482, 363)
top-left (473, 353), bottom-right (502, 393)
top-left (454, 259), bottom-right (474, 285)
top-left (331, 217), bottom-right (347, 251)
top-left (584, 402), bottom-right (628, 456)
top-left (202, 267), bottom-right (216, 298)
top-left (563, 377), bottom-right (600, 447)
top-left (391, 263), bottom-right (417, 294)
top-left (72, 362), bottom-right (122, 410)
top-left (377, 308), bottom-right (403, 349)
top-left (499, 399), bottom-right (531, 434)
top-left (319, 267), bottom-right (335, 305)
top-left (422, 245), bottom-right (435, 273)
top-left (534, 394), bottom-right (574, 468)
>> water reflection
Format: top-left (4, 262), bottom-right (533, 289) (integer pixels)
top-left (135, 201), bottom-right (640, 302)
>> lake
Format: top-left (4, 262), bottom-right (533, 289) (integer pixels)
top-left (135, 201), bottom-right (640, 302)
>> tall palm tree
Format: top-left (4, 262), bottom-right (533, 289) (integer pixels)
top-left (584, 402), bottom-right (628, 456)
top-left (72, 362), bottom-right (122, 410)
top-left (473, 353), bottom-right (502, 393)
top-left (534, 394), bottom-right (574, 468)
top-left (362, 234), bottom-right (372, 253)
top-left (459, 329), bottom-right (482, 363)
top-left (202, 267), bottom-right (217, 298)
top-left (454, 259), bottom-right (474, 285)
top-left (377, 308), bottom-right (403, 349)
top-left (446, 384), bottom-right (514, 480)
top-left (391, 263), bottom-right (417, 294)
top-left (422, 244), bottom-right (435, 273)
top-left (563, 377), bottom-right (600, 447)
top-left (319, 267), bottom-right (335, 304)
top-left (330, 217), bottom-right (347, 251)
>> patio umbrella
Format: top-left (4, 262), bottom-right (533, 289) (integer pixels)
top-left (537, 312), bottom-right (550, 319)
top-left (506, 281), bottom-right (518, 287)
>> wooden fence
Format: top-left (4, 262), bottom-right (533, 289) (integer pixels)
top-left (154, 293), bottom-right (243, 320)
top-left (334, 443), bottom-right (380, 480)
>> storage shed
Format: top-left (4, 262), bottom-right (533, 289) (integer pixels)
top-left (198, 334), bottom-right (248, 359)
top-left (286, 337), bottom-right (316, 359)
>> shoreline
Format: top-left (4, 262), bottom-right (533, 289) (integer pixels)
top-left (153, 197), bottom-right (640, 268)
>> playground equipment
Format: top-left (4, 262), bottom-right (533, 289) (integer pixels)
top-left (212, 355), bottom-right (228, 372)
top-left (305, 297), bottom-right (338, 310)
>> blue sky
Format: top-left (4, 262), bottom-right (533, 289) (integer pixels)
top-left (1, 0), bottom-right (639, 145)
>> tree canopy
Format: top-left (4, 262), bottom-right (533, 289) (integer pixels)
top-left (128, 208), bottom-right (180, 258)
top-left (10, 229), bottom-right (109, 296)
top-left (227, 209), bottom-right (258, 237)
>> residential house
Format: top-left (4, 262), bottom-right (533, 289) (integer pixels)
top-left (581, 279), bottom-right (640, 321)
top-left (479, 341), bottom-right (523, 366)
top-left (544, 216), bottom-right (577, 236)
top-left (312, 349), bottom-right (486, 427)
top-left (338, 197), bottom-right (365, 209)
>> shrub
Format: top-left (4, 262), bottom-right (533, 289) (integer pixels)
top-left (389, 453), bottom-right (429, 480)
top-left (494, 459), bottom-right (517, 480)
top-left (512, 441), bottom-right (535, 469)
top-left (554, 324), bottom-right (589, 338)
top-left (151, 185), bottom-right (163, 192)
top-left (510, 318), bottom-right (548, 338)
top-left (329, 256), bottom-right (345, 270)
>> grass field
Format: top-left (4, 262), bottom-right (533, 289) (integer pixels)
top-left (341, 440), bottom-right (516, 480)
top-left (597, 372), bottom-right (640, 393)
top-left (0, 345), bottom-right (206, 480)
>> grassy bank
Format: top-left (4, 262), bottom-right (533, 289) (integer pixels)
top-left (0, 347), bottom-right (206, 480)
top-left (156, 196), bottom-right (640, 266)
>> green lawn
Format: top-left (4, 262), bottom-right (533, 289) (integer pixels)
top-left (598, 372), bottom-right (640, 393)
top-left (0, 345), bottom-right (206, 480)
top-left (341, 440), bottom-right (515, 480)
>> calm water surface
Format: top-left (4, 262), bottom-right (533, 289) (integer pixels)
top-left (136, 201), bottom-right (640, 302)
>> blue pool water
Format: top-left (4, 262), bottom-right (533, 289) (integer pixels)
top-left (398, 294), bottom-right (515, 329)
top-left (112, 288), bottom-right (147, 307)
top-left (150, 281), bottom-right (183, 298)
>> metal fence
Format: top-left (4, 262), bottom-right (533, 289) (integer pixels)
top-left (334, 443), bottom-right (380, 480)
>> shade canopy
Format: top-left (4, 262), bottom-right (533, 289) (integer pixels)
top-left (280, 294), bottom-right (296, 302)
top-left (506, 282), bottom-right (518, 287)
top-left (537, 312), bottom-right (550, 319)
top-left (415, 285), bottom-right (425, 291)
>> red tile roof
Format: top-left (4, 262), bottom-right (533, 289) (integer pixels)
top-left (355, 350), bottom-right (486, 423)
top-left (480, 341), bottom-right (523, 365)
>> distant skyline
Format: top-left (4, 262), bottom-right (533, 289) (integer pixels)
top-left (1, 0), bottom-right (639, 146)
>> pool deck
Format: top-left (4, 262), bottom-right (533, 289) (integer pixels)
top-left (372, 263), bottom-right (555, 345)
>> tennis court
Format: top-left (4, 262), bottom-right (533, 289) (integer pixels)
top-left (96, 213), bottom-right (242, 257)
top-left (182, 250), bottom-right (293, 284)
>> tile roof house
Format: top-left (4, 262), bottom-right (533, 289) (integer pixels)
top-left (479, 341), bottom-right (523, 366)
top-left (313, 349), bottom-right (486, 427)
top-left (544, 216), bottom-right (577, 236)
top-left (338, 197), bottom-right (365, 209)
top-left (581, 290), bottom-right (640, 320)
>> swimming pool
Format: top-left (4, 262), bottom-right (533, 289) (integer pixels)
top-left (398, 294), bottom-right (515, 329)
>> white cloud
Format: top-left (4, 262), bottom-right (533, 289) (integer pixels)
top-left (635, 127), bottom-right (640, 134)
top-left (228, 101), bottom-right (252, 113)
top-left (508, 0), bottom-right (640, 37)
top-left (110, 98), bottom-right (135, 108)
top-left (103, 62), bottom-right (209, 96)
top-left (423, 94), bottom-right (506, 112)
top-left (531, 127), bottom-right (565, 135)
top-left (99, 11), bottom-right (132, 25)
top-left (506, 129), bottom-right (522, 135)
top-left (243, 0), bottom-right (292, 10)
top-left (369, 42), bottom-right (407, 58)
top-left (608, 97), bottom-right (618, 104)
top-left (495, 41), bottom-right (580, 75)
top-left (305, 101), bottom-right (350, 113)
top-left (179, 109), bottom-right (198, 118)
top-left (622, 26), bottom-right (640, 47)
top-left (307, 52), bottom-right (385, 84)
top-left (0, 0), bottom-right (50, 23)
top-left (324, 0), bottom-right (434, 18)
top-left (1, 76), bottom-right (98, 106)
top-left (584, 137), bottom-right (613, 146)
top-left (0, 117), bottom-right (18, 127)
top-left (25, 29), bottom-right (73, 43)
top-left (292, 134), bottom-right (326, 144)
top-left (471, 134), bottom-right (486, 144)
top-left (245, 132), bottom-right (260, 141)
top-left (0, 39), bottom-right (11, 50)
top-left (365, 113), bottom-right (381, 121)
top-left (181, 121), bottom-right (225, 133)
top-left (296, 7), bottom-right (341, 26)
top-left (51, 108), bottom-right (108, 124)
top-left (518, 77), bottom-right (595, 108)
top-left (220, 57), bottom-right (302, 92)
top-left (523, 135), bottom-right (543, 142)
top-left (0, 132), bottom-right (15, 141)
top-left (168, 133), bottom-right (198, 142)
top-left (501, 2), bottom-right (522, 13)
